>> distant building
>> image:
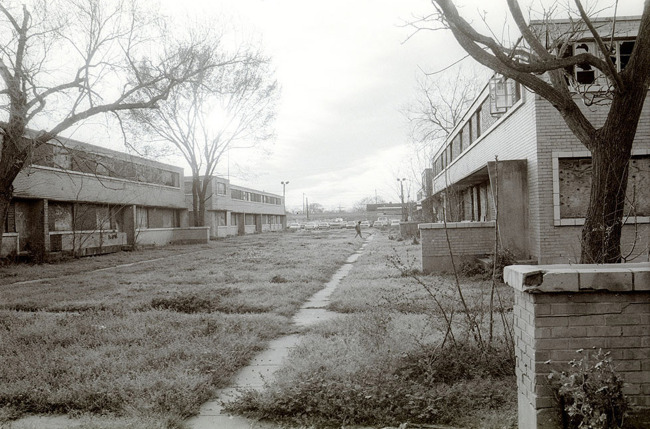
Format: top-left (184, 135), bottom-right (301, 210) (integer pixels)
top-left (365, 203), bottom-right (403, 220)
top-left (184, 176), bottom-right (286, 239)
top-left (5, 135), bottom-right (207, 259)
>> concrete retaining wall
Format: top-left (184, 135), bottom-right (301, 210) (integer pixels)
top-left (50, 231), bottom-right (127, 256)
top-left (136, 227), bottom-right (209, 247)
top-left (1, 233), bottom-right (19, 257)
top-left (504, 262), bottom-right (650, 429)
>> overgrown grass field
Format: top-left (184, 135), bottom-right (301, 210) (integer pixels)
top-left (226, 231), bottom-right (518, 428)
top-left (0, 230), bottom-right (359, 428)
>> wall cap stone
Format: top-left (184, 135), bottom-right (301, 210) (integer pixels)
top-left (504, 262), bottom-right (650, 293)
top-left (419, 221), bottom-right (496, 230)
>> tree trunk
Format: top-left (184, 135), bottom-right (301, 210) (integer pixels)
top-left (191, 176), bottom-right (201, 227)
top-left (197, 198), bottom-right (206, 227)
top-left (580, 135), bottom-right (633, 263)
top-left (0, 186), bottom-right (13, 257)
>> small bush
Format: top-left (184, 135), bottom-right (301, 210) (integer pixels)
top-left (396, 341), bottom-right (515, 384)
top-left (6, 303), bottom-right (41, 312)
top-left (459, 259), bottom-right (489, 278)
top-left (150, 295), bottom-right (214, 313)
top-left (483, 248), bottom-right (518, 279)
top-left (548, 349), bottom-right (629, 429)
top-left (270, 275), bottom-right (289, 283)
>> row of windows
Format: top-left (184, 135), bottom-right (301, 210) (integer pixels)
top-left (47, 202), bottom-right (180, 232)
top-left (33, 143), bottom-right (180, 188)
top-left (230, 188), bottom-right (282, 205)
top-left (183, 180), bottom-right (281, 205)
top-left (2, 201), bottom-right (181, 235)
top-left (214, 212), bottom-right (283, 226)
top-left (432, 81), bottom-right (521, 177)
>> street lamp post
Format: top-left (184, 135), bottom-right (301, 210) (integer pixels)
top-left (397, 178), bottom-right (408, 221)
top-left (281, 181), bottom-right (289, 202)
top-left (281, 181), bottom-right (289, 229)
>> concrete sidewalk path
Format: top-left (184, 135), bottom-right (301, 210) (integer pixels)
top-left (187, 237), bottom-right (373, 429)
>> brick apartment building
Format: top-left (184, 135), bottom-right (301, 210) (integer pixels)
top-left (1, 134), bottom-right (286, 259)
top-left (419, 16), bottom-right (650, 272)
top-left (184, 176), bottom-right (286, 239)
top-left (2, 135), bottom-right (204, 259)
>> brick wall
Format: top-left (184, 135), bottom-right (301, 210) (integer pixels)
top-left (534, 95), bottom-right (650, 263)
top-left (505, 263), bottom-right (650, 429)
top-left (537, 223), bottom-right (649, 264)
top-left (419, 221), bottom-right (495, 272)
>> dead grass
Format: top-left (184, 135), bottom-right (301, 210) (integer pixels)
top-left (0, 230), bottom-right (360, 427)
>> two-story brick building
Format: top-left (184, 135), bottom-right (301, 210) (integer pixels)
top-left (184, 176), bottom-right (286, 239)
top-left (3, 135), bottom-right (209, 259)
top-left (419, 16), bottom-right (649, 272)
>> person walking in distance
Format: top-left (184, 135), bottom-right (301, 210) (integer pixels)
top-left (355, 221), bottom-right (363, 238)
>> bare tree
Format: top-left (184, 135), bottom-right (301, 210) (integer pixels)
top-left (353, 196), bottom-right (387, 214)
top-left (126, 35), bottom-right (278, 227)
top-left (403, 67), bottom-right (484, 219)
top-left (0, 0), bottom-right (218, 255)
top-left (406, 67), bottom-right (485, 155)
top-left (420, 0), bottom-right (650, 263)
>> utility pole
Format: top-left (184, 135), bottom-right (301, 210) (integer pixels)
top-left (397, 178), bottom-right (408, 221)
top-left (306, 197), bottom-right (309, 220)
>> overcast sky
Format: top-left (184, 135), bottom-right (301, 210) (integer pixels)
top-left (91, 0), bottom-right (644, 212)
top-left (148, 0), bottom-right (462, 212)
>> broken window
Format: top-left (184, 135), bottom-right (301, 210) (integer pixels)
top-left (489, 75), bottom-right (521, 115)
top-left (564, 40), bottom-right (636, 87)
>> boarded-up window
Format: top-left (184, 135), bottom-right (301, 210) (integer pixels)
top-left (75, 203), bottom-right (99, 231)
top-left (479, 97), bottom-right (499, 134)
top-left (558, 156), bottom-right (650, 218)
top-left (4, 202), bottom-right (16, 233)
top-left (136, 207), bottom-right (149, 229)
top-left (461, 122), bottom-right (471, 150)
top-left (217, 182), bottom-right (227, 195)
top-left (216, 211), bottom-right (226, 226)
top-left (48, 202), bottom-right (73, 231)
top-left (145, 207), bottom-right (178, 228)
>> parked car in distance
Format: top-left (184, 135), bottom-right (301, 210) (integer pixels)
top-left (304, 222), bottom-right (317, 230)
top-left (345, 221), bottom-right (356, 229)
top-left (360, 220), bottom-right (371, 228)
top-left (317, 221), bottom-right (330, 229)
top-left (375, 216), bottom-right (389, 227)
top-left (288, 222), bottom-right (301, 231)
top-left (328, 219), bottom-right (344, 228)
top-left (390, 219), bottom-right (401, 227)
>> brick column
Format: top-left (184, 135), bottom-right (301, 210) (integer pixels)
top-left (504, 263), bottom-right (650, 429)
top-left (30, 199), bottom-right (50, 260)
top-left (123, 205), bottom-right (137, 247)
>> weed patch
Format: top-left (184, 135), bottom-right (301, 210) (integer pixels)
top-left (227, 234), bottom-right (517, 428)
top-left (150, 295), bottom-right (214, 313)
top-left (226, 333), bottom-right (515, 427)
